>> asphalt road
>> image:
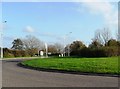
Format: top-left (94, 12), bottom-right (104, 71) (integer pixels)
top-left (2, 59), bottom-right (119, 87)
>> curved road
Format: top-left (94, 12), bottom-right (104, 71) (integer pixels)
top-left (2, 59), bottom-right (119, 87)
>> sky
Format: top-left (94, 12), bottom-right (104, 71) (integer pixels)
top-left (0, 0), bottom-right (119, 48)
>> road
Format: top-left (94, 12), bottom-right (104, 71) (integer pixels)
top-left (2, 59), bottom-right (119, 87)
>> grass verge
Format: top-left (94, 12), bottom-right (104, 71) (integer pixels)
top-left (21, 57), bottom-right (119, 75)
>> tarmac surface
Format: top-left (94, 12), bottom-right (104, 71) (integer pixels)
top-left (2, 58), bottom-right (119, 87)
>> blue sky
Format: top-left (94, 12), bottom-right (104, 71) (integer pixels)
top-left (1, 1), bottom-right (118, 48)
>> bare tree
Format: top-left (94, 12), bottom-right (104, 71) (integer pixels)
top-left (93, 29), bottom-right (103, 44)
top-left (93, 28), bottom-right (112, 45)
top-left (47, 44), bottom-right (57, 54)
top-left (22, 35), bottom-right (44, 56)
top-left (101, 28), bottom-right (112, 45)
top-left (54, 43), bottom-right (64, 54)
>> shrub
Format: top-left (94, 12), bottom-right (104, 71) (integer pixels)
top-left (4, 53), bottom-right (14, 58)
top-left (103, 47), bottom-right (118, 57)
top-left (80, 48), bottom-right (106, 57)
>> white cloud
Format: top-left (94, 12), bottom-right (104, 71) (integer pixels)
top-left (76, 0), bottom-right (118, 28)
top-left (24, 26), bottom-right (35, 33)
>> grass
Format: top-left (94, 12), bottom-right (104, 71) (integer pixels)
top-left (21, 57), bottom-right (119, 75)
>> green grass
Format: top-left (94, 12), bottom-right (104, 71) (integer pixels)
top-left (21, 57), bottom-right (119, 75)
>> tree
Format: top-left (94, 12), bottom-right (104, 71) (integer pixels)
top-left (93, 28), bottom-right (112, 46)
top-left (22, 35), bottom-right (44, 56)
top-left (106, 39), bottom-right (119, 46)
top-left (48, 44), bottom-right (57, 54)
top-left (54, 43), bottom-right (64, 54)
top-left (93, 29), bottom-right (103, 44)
top-left (89, 40), bottom-right (103, 49)
top-left (101, 28), bottom-right (112, 45)
top-left (70, 41), bottom-right (86, 50)
top-left (70, 40), bottom-right (86, 56)
top-left (11, 38), bottom-right (24, 50)
top-left (3, 48), bottom-right (14, 58)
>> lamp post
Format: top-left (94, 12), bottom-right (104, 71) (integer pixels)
top-left (64, 32), bottom-right (72, 57)
top-left (1, 32), bottom-right (3, 59)
top-left (45, 42), bottom-right (48, 58)
top-left (1, 21), bottom-right (7, 59)
top-left (63, 36), bottom-right (66, 57)
top-left (67, 32), bottom-right (72, 57)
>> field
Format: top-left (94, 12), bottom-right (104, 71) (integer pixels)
top-left (21, 57), bottom-right (119, 75)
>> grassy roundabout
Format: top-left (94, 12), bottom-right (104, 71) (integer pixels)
top-left (21, 57), bottom-right (119, 75)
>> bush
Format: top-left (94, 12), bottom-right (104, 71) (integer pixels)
top-left (80, 48), bottom-right (106, 57)
top-left (103, 47), bottom-right (118, 57)
top-left (12, 50), bottom-right (22, 57)
top-left (3, 48), bottom-right (31, 58)
top-left (19, 50), bottom-right (30, 57)
top-left (4, 53), bottom-right (14, 58)
top-left (70, 47), bottom-right (119, 57)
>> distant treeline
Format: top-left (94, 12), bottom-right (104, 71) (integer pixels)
top-left (1, 28), bottom-right (120, 58)
top-left (69, 39), bottom-right (120, 57)
top-left (1, 39), bottom-right (120, 58)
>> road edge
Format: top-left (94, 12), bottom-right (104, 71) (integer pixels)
top-left (18, 62), bottom-right (119, 78)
